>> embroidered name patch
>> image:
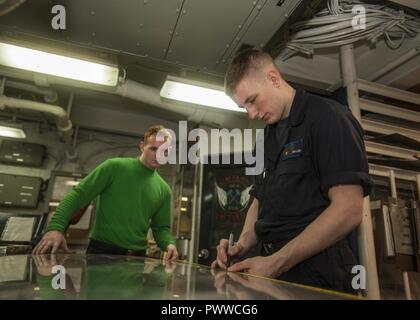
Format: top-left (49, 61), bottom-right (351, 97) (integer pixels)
top-left (280, 139), bottom-right (304, 160)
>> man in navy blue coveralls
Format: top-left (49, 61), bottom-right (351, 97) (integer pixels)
top-left (211, 48), bottom-right (372, 293)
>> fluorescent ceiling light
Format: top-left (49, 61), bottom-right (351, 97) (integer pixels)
top-left (0, 123), bottom-right (26, 139)
top-left (160, 76), bottom-right (245, 113)
top-left (0, 42), bottom-right (119, 86)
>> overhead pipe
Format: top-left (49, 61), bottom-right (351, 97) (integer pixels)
top-left (0, 94), bottom-right (72, 137)
top-left (0, 78), bottom-right (77, 160)
top-left (4, 79), bottom-right (58, 103)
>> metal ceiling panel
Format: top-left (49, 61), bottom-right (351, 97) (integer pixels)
top-left (165, 0), bottom-right (262, 71)
top-left (64, 0), bottom-right (182, 59)
top-left (0, 0), bottom-right (183, 59)
top-left (216, 0), bottom-right (305, 72)
top-left (0, 0), bottom-right (53, 34)
top-left (0, 0), bottom-right (309, 76)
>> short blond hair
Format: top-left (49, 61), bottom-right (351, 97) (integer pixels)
top-left (143, 124), bottom-right (168, 143)
top-left (224, 48), bottom-right (275, 97)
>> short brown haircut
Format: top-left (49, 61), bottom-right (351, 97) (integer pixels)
top-left (143, 124), bottom-right (168, 143)
top-left (224, 48), bottom-right (274, 97)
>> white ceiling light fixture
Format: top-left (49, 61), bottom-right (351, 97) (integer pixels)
top-left (0, 122), bottom-right (26, 139)
top-left (0, 42), bottom-right (119, 87)
top-left (160, 76), bottom-right (245, 113)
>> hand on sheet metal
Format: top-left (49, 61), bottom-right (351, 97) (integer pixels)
top-left (32, 231), bottom-right (72, 255)
top-left (228, 255), bottom-right (280, 278)
top-left (32, 253), bottom-right (71, 276)
top-left (211, 238), bottom-right (244, 270)
top-left (164, 244), bottom-right (178, 261)
top-left (161, 259), bottom-right (177, 273)
top-left (226, 272), bottom-right (299, 300)
top-left (210, 269), bottom-right (254, 299)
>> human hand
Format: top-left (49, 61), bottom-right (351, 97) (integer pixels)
top-left (32, 231), bottom-right (71, 255)
top-left (211, 238), bottom-right (245, 270)
top-left (32, 254), bottom-right (70, 276)
top-left (162, 259), bottom-right (177, 273)
top-left (210, 269), bottom-right (254, 299)
top-left (228, 255), bottom-right (281, 278)
top-left (164, 244), bottom-right (178, 261)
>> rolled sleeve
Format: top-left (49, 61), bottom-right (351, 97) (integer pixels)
top-left (249, 182), bottom-right (261, 200)
top-left (321, 171), bottom-right (372, 198)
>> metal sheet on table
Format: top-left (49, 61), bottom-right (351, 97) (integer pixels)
top-left (0, 254), bottom-right (359, 300)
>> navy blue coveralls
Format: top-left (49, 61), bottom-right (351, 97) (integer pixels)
top-left (250, 87), bottom-right (372, 293)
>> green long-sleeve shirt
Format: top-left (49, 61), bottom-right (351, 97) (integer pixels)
top-left (47, 157), bottom-right (175, 251)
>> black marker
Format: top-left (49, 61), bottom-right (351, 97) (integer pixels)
top-left (226, 232), bottom-right (234, 271)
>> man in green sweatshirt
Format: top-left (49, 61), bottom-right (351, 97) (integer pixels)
top-left (33, 125), bottom-right (178, 260)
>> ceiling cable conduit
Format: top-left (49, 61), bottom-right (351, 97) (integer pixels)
top-left (276, 0), bottom-right (420, 61)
